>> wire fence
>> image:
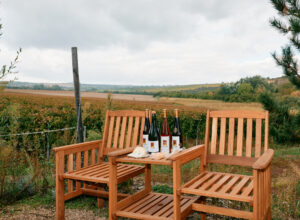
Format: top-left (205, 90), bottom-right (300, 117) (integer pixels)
top-left (0, 126), bottom-right (87, 159)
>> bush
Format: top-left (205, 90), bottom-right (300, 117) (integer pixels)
top-left (259, 93), bottom-right (300, 143)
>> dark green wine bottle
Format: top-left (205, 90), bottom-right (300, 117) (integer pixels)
top-left (148, 111), bottom-right (160, 153)
top-left (172, 109), bottom-right (183, 151)
top-left (142, 109), bottom-right (150, 150)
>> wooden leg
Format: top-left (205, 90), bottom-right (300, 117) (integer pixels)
top-left (145, 164), bottom-right (151, 193)
top-left (109, 157), bottom-right (117, 220)
top-left (200, 197), bottom-right (206, 220)
top-left (96, 185), bottom-right (105, 208)
top-left (56, 151), bottom-right (65, 220)
top-left (253, 170), bottom-right (259, 220)
top-left (173, 161), bottom-right (181, 220)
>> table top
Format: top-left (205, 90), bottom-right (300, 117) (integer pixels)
top-left (116, 155), bottom-right (172, 166)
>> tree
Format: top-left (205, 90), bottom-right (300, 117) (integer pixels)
top-left (0, 19), bottom-right (21, 81)
top-left (270, 0), bottom-right (300, 89)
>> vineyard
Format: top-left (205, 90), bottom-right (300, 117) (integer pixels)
top-left (0, 90), bottom-right (299, 219)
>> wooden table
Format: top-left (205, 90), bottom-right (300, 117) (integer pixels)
top-left (108, 145), bottom-right (205, 220)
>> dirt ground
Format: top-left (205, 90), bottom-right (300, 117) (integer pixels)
top-left (0, 206), bottom-right (105, 220)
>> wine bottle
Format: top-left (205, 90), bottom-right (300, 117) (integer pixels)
top-left (172, 109), bottom-right (183, 151)
top-left (142, 109), bottom-right (150, 151)
top-left (160, 109), bottom-right (171, 154)
top-left (148, 111), bottom-right (160, 153)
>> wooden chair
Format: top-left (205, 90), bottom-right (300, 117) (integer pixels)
top-left (54, 110), bottom-right (146, 220)
top-left (176, 110), bottom-right (273, 220)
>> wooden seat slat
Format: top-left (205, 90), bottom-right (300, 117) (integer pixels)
top-left (242, 179), bottom-right (254, 196)
top-left (123, 194), bottom-right (153, 212)
top-left (189, 172), bottom-right (214, 189)
top-left (199, 173), bottom-right (224, 190)
top-left (209, 174), bottom-right (232, 192)
top-left (137, 195), bottom-right (166, 214)
top-left (219, 176), bottom-right (240, 194)
top-left (152, 197), bottom-right (176, 217)
top-left (143, 196), bottom-right (172, 215)
top-left (182, 172), bottom-right (207, 188)
top-left (63, 162), bottom-right (143, 184)
top-left (130, 194), bottom-right (161, 213)
top-left (161, 198), bottom-right (187, 218)
top-left (230, 176), bottom-right (251, 196)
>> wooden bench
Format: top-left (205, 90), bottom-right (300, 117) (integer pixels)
top-left (171, 110), bottom-right (273, 220)
top-left (54, 110), bottom-right (146, 220)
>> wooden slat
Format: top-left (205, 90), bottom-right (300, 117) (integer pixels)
top-left (113, 116), bottom-right (121, 149)
top-left (207, 155), bottom-right (256, 167)
top-left (242, 179), bottom-right (254, 197)
top-left (255, 119), bottom-right (262, 157)
top-left (84, 150), bottom-right (89, 167)
top-left (236, 118), bottom-right (244, 156)
top-left (204, 110), bottom-right (210, 165)
top-left (139, 117), bottom-right (145, 145)
top-left (132, 116), bottom-right (140, 147)
top-left (91, 149), bottom-right (95, 165)
top-left (227, 118), bottom-right (235, 156)
top-left (126, 116), bottom-right (133, 148)
top-left (219, 176), bottom-right (240, 193)
top-left (210, 110), bottom-right (266, 119)
top-left (123, 194), bottom-right (153, 212)
top-left (106, 116), bottom-right (115, 149)
top-left (209, 175), bottom-right (231, 192)
top-left (210, 117), bottom-right (218, 154)
top-left (136, 195), bottom-right (166, 214)
top-left (264, 111), bottom-right (269, 152)
top-left (219, 118), bottom-right (226, 155)
top-left (119, 116), bottom-right (127, 149)
top-left (108, 110), bottom-right (145, 117)
top-left (189, 172), bottom-right (214, 189)
top-left (67, 154), bottom-right (74, 193)
top-left (230, 176), bottom-right (250, 195)
top-left (76, 152), bottom-right (81, 190)
top-left (192, 203), bottom-right (253, 219)
top-left (200, 173), bottom-right (223, 190)
top-left (246, 118), bottom-right (253, 157)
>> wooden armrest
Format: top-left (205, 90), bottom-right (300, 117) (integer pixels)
top-left (107, 147), bottom-right (135, 157)
top-left (53, 140), bottom-right (102, 154)
top-left (168, 145), bottom-right (205, 161)
top-left (252, 149), bottom-right (274, 170)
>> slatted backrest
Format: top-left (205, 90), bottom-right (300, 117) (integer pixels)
top-left (204, 110), bottom-right (269, 167)
top-left (100, 110), bottom-right (145, 158)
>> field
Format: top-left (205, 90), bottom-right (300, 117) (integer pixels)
top-left (4, 89), bottom-right (263, 111)
top-left (0, 89), bottom-right (299, 220)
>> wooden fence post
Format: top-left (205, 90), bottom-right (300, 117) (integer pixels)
top-left (71, 47), bottom-right (84, 143)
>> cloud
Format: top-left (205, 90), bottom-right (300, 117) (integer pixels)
top-left (0, 0), bottom-right (289, 85)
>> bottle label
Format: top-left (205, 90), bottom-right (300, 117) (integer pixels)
top-left (161, 136), bottom-right (170, 154)
top-left (148, 141), bottom-right (159, 153)
top-left (142, 134), bottom-right (149, 151)
top-left (172, 136), bottom-right (180, 151)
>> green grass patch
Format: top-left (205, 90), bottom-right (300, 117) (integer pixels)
top-left (152, 184), bottom-right (173, 194)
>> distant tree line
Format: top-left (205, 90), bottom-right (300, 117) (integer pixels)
top-left (154, 76), bottom-right (277, 103)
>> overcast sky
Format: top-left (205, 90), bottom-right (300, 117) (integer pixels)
top-left (0, 0), bottom-right (288, 85)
